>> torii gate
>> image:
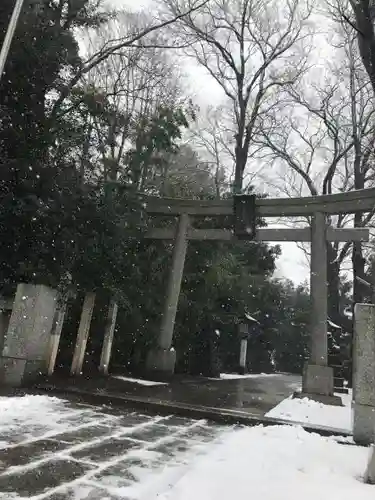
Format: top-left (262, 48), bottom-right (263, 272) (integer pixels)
top-left (144, 188), bottom-right (374, 404)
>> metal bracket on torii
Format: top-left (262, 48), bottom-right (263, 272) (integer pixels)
top-left (233, 194), bottom-right (257, 240)
top-left (143, 188), bottom-right (374, 402)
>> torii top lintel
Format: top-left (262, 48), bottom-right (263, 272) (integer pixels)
top-left (144, 188), bottom-right (375, 217)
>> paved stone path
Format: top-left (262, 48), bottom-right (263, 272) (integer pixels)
top-left (0, 398), bottom-right (231, 500)
top-left (43, 373), bottom-right (301, 417)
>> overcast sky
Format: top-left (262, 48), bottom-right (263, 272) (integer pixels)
top-left (111, 0), bottom-right (310, 284)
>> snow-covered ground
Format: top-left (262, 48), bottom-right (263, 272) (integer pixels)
top-left (0, 393), bottom-right (372, 500)
top-left (111, 375), bottom-right (168, 386)
top-left (150, 425), bottom-right (373, 500)
top-left (266, 392), bottom-right (352, 432)
top-left (218, 372), bottom-right (280, 380)
top-left (208, 372), bottom-right (302, 393)
top-left (0, 395), bottom-right (90, 448)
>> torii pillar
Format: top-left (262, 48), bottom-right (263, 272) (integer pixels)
top-left (145, 213), bottom-right (189, 375)
top-left (300, 212), bottom-right (345, 405)
top-left (301, 213), bottom-right (334, 400)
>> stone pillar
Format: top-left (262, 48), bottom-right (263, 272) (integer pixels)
top-left (146, 213), bottom-right (190, 374)
top-left (301, 213), bottom-right (337, 403)
top-left (353, 303), bottom-right (375, 445)
top-left (365, 446), bottom-right (375, 484)
top-left (0, 302), bottom-right (12, 356)
top-left (99, 299), bottom-right (118, 375)
top-left (310, 212), bottom-right (328, 365)
top-left (46, 298), bottom-right (68, 376)
top-left (0, 284), bottom-right (57, 386)
top-left (70, 292), bottom-right (96, 376)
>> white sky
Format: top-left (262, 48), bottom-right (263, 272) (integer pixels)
top-left (110, 0), bottom-right (310, 284)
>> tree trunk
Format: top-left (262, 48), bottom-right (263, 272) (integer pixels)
top-left (233, 144), bottom-right (246, 195)
top-left (351, 1), bottom-right (375, 95)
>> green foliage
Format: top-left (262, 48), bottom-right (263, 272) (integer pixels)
top-left (126, 106), bottom-right (191, 189)
top-left (0, 0), bottom-right (129, 297)
top-left (0, 0), bottom-right (109, 165)
top-left (269, 282), bottom-right (310, 373)
top-left (0, 170), bottom-right (143, 300)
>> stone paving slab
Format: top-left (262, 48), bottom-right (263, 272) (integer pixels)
top-left (0, 438), bottom-right (68, 471)
top-left (0, 459), bottom-right (94, 497)
top-left (52, 425), bottom-right (118, 444)
top-left (120, 424), bottom-right (173, 443)
top-left (0, 396), bottom-right (229, 499)
top-left (70, 437), bottom-right (142, 463)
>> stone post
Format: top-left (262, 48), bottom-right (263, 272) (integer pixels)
top-left (70, 292), bottom-right (96, 376)
top-left (0, 284), bottom-right (57, 386)
top-left (99, 299), bottom-right (118, 375)
top-left (365, 446), bottom-right (375, 484)
top-left (0, 298), bottom-right (13, 356)
top-left (146, 213), bottom-right (190, 374)
top-left (239, 339), bottom-right (248, 375)
top-left (353, 303), bottom-right (375, 445)
top-left (238, 323), bottom-right (249, 375)
top-left (302, 212), bottom-right (337, 402)
top-left (46, 298), bottom-right (68, 376)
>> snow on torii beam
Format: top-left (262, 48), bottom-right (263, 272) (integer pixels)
top-left (144, 189), bottom-right (373, 403)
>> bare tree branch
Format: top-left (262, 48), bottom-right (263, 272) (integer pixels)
top-left (50, 0), bottom-right (209, 116)
top-left (162, 0), bottom-right (312, 193)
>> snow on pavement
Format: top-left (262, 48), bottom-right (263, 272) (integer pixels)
top-left (0, 394), bottom-right (112, 448)
top-left (266, 392), bottom-right (353, 432)
top-left (0, 394), bottom-right (372, 500)
top-left (215, 373), bottom-right (280, 380)
top-left (0, 395), bottom-right (72, 430)
top-left (148, 425), bottom-right (373, 500)
top-left (111, 375), bottom-right (168, 386)
top-left (210, 373), bottom-right (302, 392)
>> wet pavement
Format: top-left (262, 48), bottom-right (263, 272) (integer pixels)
top-left (40, 373), bottom-right (301, 418)
top-left (0, 397), bottom-right (230, 499)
